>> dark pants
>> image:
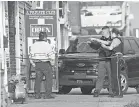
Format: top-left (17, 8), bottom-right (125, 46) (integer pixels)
top-left (34, 62), bottom-right (53, 97)
top-left (95, 60), bottom-right (112, 94)
top-left (111, 56), bottom-right (123, 96)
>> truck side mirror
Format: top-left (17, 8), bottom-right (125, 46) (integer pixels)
top-left (59, 49), bottom-right (65, 54)
top-left (127, 50), bottom-right (135, 54)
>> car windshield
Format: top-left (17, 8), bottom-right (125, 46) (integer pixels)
top-left (66, 42), bottom-right (97, 53)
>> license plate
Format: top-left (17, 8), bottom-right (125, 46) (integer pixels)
top-left (77, 80), bottom-right (83, 83)
top-left (74, 73), bottom-right (86, 78)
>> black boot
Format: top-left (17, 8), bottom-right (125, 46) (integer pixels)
top-left (114, 93), bottom-right (123, 98)
top-left (108, 92), bottom-right (116, 98)
top-left (108, 93), bottom-right (115, 97)
top-left (35, 94), bottom-right (41, 99)
top-left (93, 90), bottom-right (99, 97)
top-left (43, 95), bottom-right (55, 99)
top-left (35, 95), bottom-right (41, 99)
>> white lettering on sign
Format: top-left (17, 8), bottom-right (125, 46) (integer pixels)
top-left (38, 18), bottom-right (45, 24)
top-left (32, 27), bottom-right (50, 33)
top-left (30, 24), bottom-right (53, 37)
top-left (26, 10), bottom-right (56, 15)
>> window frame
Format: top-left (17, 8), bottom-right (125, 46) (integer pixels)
top-left (135, 29), bottom-right (139, 38)
top-left (36, 1), bottom-right (43, 9)
top-left (136, 39), bottom-right (139, 47)
top-left (129, 39), bottom-right (139, 52)
top-left (123, 39), bottom-right (132, 54)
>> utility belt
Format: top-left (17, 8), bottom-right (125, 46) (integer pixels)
top-left (112, 52), bottom-right (123, 56)
top-left (111, 52), bottom-right (125, 64)
top-left (99, 52), bottom-right (124, 62)
top-left (111, 52), bottom-right (123, 59)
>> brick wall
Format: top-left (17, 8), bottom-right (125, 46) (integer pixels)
top-left (8, 1), bottom-right (16, 75)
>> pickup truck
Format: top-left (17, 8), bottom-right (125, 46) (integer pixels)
top-left (58, 36), bottom-right (139, 94)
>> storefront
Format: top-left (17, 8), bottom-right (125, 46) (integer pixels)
top-left (7, 1), bottom-right (32, 76)
top-left (25, 9), bottom-right (59, 92)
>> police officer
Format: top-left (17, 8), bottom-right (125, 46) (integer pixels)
top-left (89, 26), bottom-right (113, 97)
top-left (29, 32), bottom-right (55, 99)
top-left (101, 28), bottom-right (123, 98)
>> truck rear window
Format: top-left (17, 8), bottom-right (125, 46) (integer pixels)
top-left (123, 39), bottom-right (132, 54)
top-left (129, 39), bottom-right (139, 52)
top-left (66, 42), bottom-right (97, 53)
top-left (136, 39), bottom-right (139, 46)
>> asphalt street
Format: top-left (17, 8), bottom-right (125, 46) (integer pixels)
top-left (10, 88), bottom-right (139, 107)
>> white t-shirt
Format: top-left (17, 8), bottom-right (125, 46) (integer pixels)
top-left (30, 41), bottom-right (55, 63)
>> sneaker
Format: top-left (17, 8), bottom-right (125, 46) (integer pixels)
top-left (93, 90), bottom-right (99, 97)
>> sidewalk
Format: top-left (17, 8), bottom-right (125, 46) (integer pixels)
top-left (10, 92), bottom-right (139, 107)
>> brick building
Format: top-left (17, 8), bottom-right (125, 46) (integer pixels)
top-left (0, 1), bottom-right (32, 76)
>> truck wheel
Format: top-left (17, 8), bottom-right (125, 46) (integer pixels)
top-left (58, 86), bottom-right (72, 94)
top-left (107, 71), bottom-right (128, 94)
top-left (80, 87), bottom-right (93, 95)
top-left (136, 85), bottom-right (139, 93)
top-left (120, 71), bottom-right (128, 94)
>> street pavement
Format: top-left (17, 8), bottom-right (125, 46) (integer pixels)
top-left (10, 88), bottom-right (139, 107)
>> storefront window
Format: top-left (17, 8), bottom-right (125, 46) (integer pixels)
top-left (36, 1), bottom-right (43, 9)
top-left (136, 29), bottom-right (139, 38)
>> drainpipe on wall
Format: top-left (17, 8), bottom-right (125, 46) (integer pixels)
top-left (56, 1), bottom-right (61, 51)
top-left (15, 1), bottom-right (21, 75)
top-left (126, 2), bottom-right (130, 36)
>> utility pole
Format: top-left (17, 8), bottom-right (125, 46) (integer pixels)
top-left (55, 1), bottom-right (60, 92)
top-left (56, 1), bottom-right (61, 51)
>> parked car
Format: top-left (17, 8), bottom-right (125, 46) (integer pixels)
top-left (58, 36), bottom-right (139, 94)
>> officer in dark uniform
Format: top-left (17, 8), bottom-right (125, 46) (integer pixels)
top-left (89, 26), bottom-right (113, 97)
top-left (101, 28), bottom-right (123, 98)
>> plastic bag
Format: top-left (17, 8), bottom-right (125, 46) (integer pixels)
top-left (15, 82), bottom-right (26, 99)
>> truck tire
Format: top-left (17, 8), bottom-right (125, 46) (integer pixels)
top-left (58, 86), bottom-right (72, 94)
top-left (80, 87), bottom-right (93, 95)
top-left (120, 70), bottom-right (128, 94)
top-left (136, 85), bottom-right (139, 93)
top-left (107, 71), bottom-right (128, 94)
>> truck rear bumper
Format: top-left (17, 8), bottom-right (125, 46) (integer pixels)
top-left (59, 75), bottom-right (98, 86)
